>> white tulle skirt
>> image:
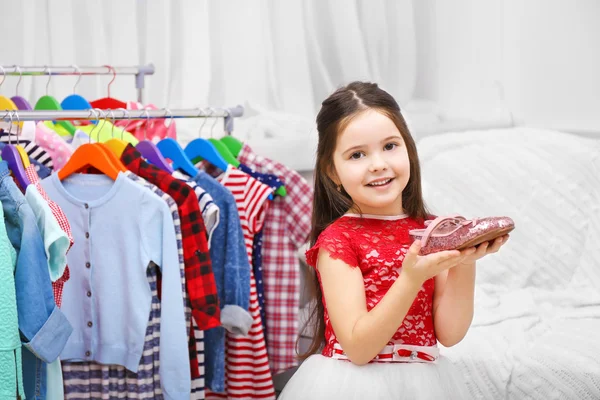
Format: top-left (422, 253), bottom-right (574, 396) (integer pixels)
top-left (278, 354), bottom-right (470, 400)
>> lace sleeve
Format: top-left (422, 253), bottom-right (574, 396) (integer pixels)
top-left (305, 224), bottom-right (359, 269)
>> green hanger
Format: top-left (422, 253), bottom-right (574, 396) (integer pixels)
top-left (34, 96), bottom-right (77, 135)
top-left (208, 138), bottom-right (240, 167)
top-left (220, 136), bottom-right (244, 158)
top-left (216, 137), bottom-right (286, 197)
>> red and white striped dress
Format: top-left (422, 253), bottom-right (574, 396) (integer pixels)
top-left (206, 166), bottom-right (276, 400)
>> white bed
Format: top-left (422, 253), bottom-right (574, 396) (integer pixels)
top-left (418, 126), bottom-right (600, 399)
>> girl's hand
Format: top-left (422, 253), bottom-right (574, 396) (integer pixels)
top-left (458, 234), bottom-right (510, 266)
top-left (401, 240), bottom-right (476, 286)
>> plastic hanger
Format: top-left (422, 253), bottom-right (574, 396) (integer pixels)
top-left (61, 65), bottom-right (93, 111)
top-left (157, 139), bottom-right (198, 177)
top-left (89, 65), bottom-right (127, 109)
top-left (85, 110), bottom-right (126, 169)
top-left (0, 79), bottom-right (31, 169)
top-left (34, 66), bottom-right (77, 135)
top-left (105, 108), bottom-right (131, 157)
top-left (220, 136), bottom-right (244, 158)
top-left (219, 131), bottom-right (287, 197)
top-left (58, 110), bottom-right (127, 180)
top-left (1, 111), bottom-right (30, 188)
top-left (10, 66), bottom-right (33, 111)
top-left (135, 109), bottom-right (174, 172)
top-left (208, 138), bottom-right (240, 167)
top-left (183, 108), bottom-right (230, 172)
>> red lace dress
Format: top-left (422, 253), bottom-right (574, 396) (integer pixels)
top-left (305, 213), bottom-right (439, 363)
top-left (279, 214), bottom-right (471, 400)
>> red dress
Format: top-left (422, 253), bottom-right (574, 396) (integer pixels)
top-left (306, 213), bottom-right (439, 362)
top-left (280, 214), bottom-right (471, 400)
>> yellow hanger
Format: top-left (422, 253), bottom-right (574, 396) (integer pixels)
top-left (102, 109), bottom-right (129, 158)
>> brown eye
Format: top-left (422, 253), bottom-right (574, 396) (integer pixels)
top-left (384, 143), bottom-right (397, 151)
top-left (350, 152), bottom-right (364, 160)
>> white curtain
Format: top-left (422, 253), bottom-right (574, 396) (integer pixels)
top-left (0, 0), bottom-right (416, 140)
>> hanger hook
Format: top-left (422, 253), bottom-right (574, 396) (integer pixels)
top-left (198, 107), bottom-right (212, 137)
top-left (14, 65), bottom-right (23, 96)
top-left (7, 111), bottom-right (14, 144)
top-left (143, 109), bottom-right (151, 141)
top-left (109, 109), bottom-right (116, 138)
top-left (103, 65), bottom-right (116, 98)
top-left (86, 109), bottom-right (96, 144)
top-left (71, 64), bottom-right (82, 94)
top-left (96, 108), bottom-right (109, 142)
top-left (164, 108), bottom-right (174, 129)
top-left (43, 65), bottom-right (52, 96)
top-left (88, 109), bottom-right (98, 143)
top-left (210, 108), bottom-right (221, 138)
top-left (117, 108), bottom-right (130, 140)
top-left (0, 65), bottom-right (5, 90)
top-left (15, 109), bottom-right (21, 143)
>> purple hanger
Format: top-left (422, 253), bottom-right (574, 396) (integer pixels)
top-left (137, 140), bottom-right (174, 173)
top-left (11, 96), bottom-right (32, 111)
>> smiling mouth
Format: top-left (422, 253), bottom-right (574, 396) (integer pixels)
top-left (366, 178), bottom-right (394, 187)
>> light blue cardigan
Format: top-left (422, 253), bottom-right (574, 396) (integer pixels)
top-left (41, 172), bottom-right (191, 399)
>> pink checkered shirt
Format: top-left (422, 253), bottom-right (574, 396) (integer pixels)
top-left (24, 165), bottom-right (73, 307)
top-left (237, 144), bottom-right (313, 374)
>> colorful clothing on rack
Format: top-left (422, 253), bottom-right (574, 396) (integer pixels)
top-left (24, 164), bottom-right (73, 307)
top-left (0, 132), bottom-right (54, 169)
top-left (62, 172), bottom-right (185, 400)
top-left (41, 172), bottom-right (190, 397)
top-left (120, 144), bottom-right (219, 380)
top-left (238, 144), bottom-right (313, 374)
top-left (113, 102), bottom-right (178, 143)
top-left (23, 185), bottom-right (71, 400)
top-left (35, 122), bottom-right (74, 169)
top-left (0, 204), bottom-right (23, 400)
top-left (205, 165), bottom-right (275, 400)
top-left (0, 161), bottom-right (73, 400)
top-left (238, 163), bottom-right (285, 338)
top-left (192, 171), bottom-right (252, 394)
top-left (173, 170), bottom-right (220, 246)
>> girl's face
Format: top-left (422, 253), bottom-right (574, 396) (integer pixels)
top-left (331, 109), bottom-right (410, 216)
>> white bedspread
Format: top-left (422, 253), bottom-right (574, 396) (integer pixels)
top-left (417, 127), bottom-right (600, 399)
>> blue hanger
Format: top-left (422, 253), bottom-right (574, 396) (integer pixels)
top-left (60, 65), bottom-right (95, 116)
top-left (183, 108), bottom-right (230, 173)
top-left (157, 138), bottom-right (198, 177)
top-left (184, 138), bottom-right (229, 172)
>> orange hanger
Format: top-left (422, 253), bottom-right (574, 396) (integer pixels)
top-left (58, 111), bottom-right (127, 181)
top-left (58, 143), bottom-right (127, 181)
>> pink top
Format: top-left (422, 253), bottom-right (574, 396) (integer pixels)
top-left (306, 214), bottom-right (438, 362)
top-left (113, 102), bottom-right (177, 143)
top-left (35, 122), bottom-right (74, 170)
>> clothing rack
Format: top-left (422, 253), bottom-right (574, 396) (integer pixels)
top-left (0, 106), bottom-right (244, 133)
top-left (0, 64), bottom-right (155, 102)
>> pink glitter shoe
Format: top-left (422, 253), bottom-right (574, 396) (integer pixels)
top-left (409, 215), bottom-right (515, 255)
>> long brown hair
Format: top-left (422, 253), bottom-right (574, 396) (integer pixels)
top-left (298, 81), bottom-right (431, 359)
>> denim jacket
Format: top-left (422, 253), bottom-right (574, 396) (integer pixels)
top-left (0, 162), bottom-right (73, 400)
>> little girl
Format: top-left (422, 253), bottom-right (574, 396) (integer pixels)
top-left (279, 82), bottom-right (509, 399)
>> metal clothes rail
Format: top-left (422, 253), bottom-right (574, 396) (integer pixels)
top-left (0, 64), bottom-right (155, 102)
top-left (0, 106), bottom-right (244, 133)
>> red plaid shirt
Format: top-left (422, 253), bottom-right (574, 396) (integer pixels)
top-left (24, 164), bottom-right (73, 307)
top-left (121, 145), bottom-right (220, 378)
